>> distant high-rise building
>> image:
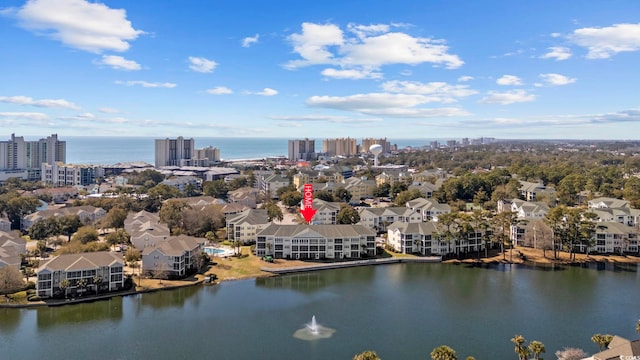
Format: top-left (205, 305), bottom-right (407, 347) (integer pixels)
top-left (193, 146), bottom-right (221, 165)
top-left (0, 133), bottom-right (65, 170)
top-left (361, 138), bottom-right (391, 154)
top-left (288, 138), bottom-right (316, 161)
top-left (446, 140), bottom-right (457, 148)
top-left (322, 137), bottom-right (357, 157)
top-left (155, 137), bottom-right (195, 167)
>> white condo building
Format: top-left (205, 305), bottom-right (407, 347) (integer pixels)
top-left (155, 137), bottom-right (195, 167)
top-left (0, 134), bottom-right (66, 181)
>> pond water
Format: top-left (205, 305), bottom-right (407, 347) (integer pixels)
top-left (1, 263), bottom-right (638, 359)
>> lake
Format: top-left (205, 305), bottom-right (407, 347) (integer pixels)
top-left (1, 263), bottom-right (638, 359)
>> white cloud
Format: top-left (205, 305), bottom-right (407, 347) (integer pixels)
top-left (16, 0), bottom-right (143, 53)
top-left (269, 114), bottom-right (382, 124)
top-left (115, 80), bottom-right (176, 88)
top-left (99, 55), bottom-right (141, 70)
top-left (539, 73), bottom-right (576, 86)
top-left (242, 34), bottom-right (259, 47)
top-left (285, 22), bottom-right (463, 73)
top-left (188, 56), bottom-right (217, 73)
top-left (381, 80), bottom-right (477, 100)
top-left (0, 112), bottom-right (49, 120)
top-left (496, 75), bottom-right (523, 86)
top-left (0, 95), bottom-right (79, 109)
top-left (307, 93), bottom-right (470, 118)
top-left (347, 23), bottom-right (390, 39)
top-left (206, 87), bottom-right (233, 95)
top-left (321, 68), bottom-right (382, 80)
top-left (569, 23), bottom-right (640, 59)
top-left (457, 76), bottom-right (474, 82)
top-left (540, 46), bottom-right (572, 61)
top-left (247, 88), bottom-right (278, 96)
top-left (479, 90), bottom-right (536, 104)
top-left (98, 107), bottom-right (120, 114)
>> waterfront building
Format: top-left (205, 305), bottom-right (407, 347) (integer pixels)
top-left (322, 137), bottom-right (357, 157)
top-left (288, 138), bottom-right (316, 161)
top-left (0, 133), bottom-right (66, 181)
top-left (155, 137), bottom-right (195, 167)
top-left (226, 209), bottom-right (269, 244)
top-left (193, 146), bottom-right (221, 165)
top-left (387, 221), bottom-right (485, 255)
top-left (255, 224), bottom-right (376, 259)
top-left (36, 251), bottom-right (125, 298)
top-left (141, 235), bottom-right (205, 279)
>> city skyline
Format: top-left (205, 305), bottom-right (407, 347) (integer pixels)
top-left (1, 0), bottom-right (640, 139)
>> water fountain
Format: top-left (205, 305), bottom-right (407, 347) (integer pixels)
top-left (293, 315), bottom-right (335, 340)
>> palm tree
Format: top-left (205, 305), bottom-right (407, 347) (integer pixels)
top-left (59, 279), bottom-right (70, 298)
top-left (591, 334), bottom-right (613, 351)
top-left (528, 340), bottom-right (545, 360)
top-left (92, 275), bottom-right (103, 295)
top-left (77, 278), bottom-right (88, 296)
top-left (430, 345), bottom-right (457, 360)
top-left (511, 334), bottom-right (530, 360)
top-left (636, 320), bottom-right (640, 334)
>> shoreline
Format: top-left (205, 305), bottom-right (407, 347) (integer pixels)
top-left (3, 247), bottom-right (638, 309)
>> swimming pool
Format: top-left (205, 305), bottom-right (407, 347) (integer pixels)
top-left (203, 247), bottom-right (226, 255)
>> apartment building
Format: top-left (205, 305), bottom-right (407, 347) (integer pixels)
top-left (322, 138), bottom-right (357, 157)
top-left (256, 224), bottom-right (376, 259)
top-left (155, 137), bottom-right (195, 167)
top-left (41, 163), bottom-right (102, 186)
top-left (36, 252), bottom-right (125, 298)
top-left (0, 133), bottom-right (66, 181)
top-left (141, 235), bottom-right (205, 279)
top-left (388, 221), bottom-right (485, 255)
top-left (288, 138), bottom-right (316, 161)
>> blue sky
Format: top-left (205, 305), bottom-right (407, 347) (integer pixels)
top-left (1, 0), bottom-right (640, 140)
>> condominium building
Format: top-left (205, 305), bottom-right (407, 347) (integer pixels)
top-left (288, 138), bottom-right (316, 161)
top-left (193, 146), bottom-right (221, 165)
top-left (155, 137), bottom-right (195, 167)
top-left (361, 138), bottom-right (391, 154)
top-left (255, 224), bottom-right (376, 259)
top-left (0, 133), bottom-right (66, 181)
top-left (322, 137), bottom-right (357, 157)
top-left (41, 163), bottom-right (103, 186)
top-left (36, 252), bottom-right (125, 298)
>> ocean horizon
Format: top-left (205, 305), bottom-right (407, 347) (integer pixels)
top-left (59, 136), bottom-right (446, 165)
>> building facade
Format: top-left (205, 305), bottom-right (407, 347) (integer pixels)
top-left (36, 252), bottom-right (125, 298)
top-left (0, 134), bottom-right (66, 181)
top-left (256, 224), bottom-right (376, 259)
top-left (288, 138), bottom-right (316, 161)
top-left (155, 137), bottom-right (195, 167)
top-left (322, 138), bottom-right (357, 157)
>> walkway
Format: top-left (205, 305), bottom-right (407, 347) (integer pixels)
top-left (261, 256), bottom-right (441, 274)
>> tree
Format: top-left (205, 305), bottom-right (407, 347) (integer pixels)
top-left (528, 340), bottom-right (545, 360)
top-left (511, 334), bottom-right (530, 360)
top-left (314, 190), bottom-right (334, 202)
top-left (105, 229), bottom-right (129, 250)
top-left (59, 279), bottom-right (70, 298)
top-left (430, 345), bottom-right (457, 360)
top-left (0, 267), bottom-right (25, 294)
top-left (58, 214), bottom-right (82, 242)
top-left (373, 183), bottom-right (390, 198)
top-left (437, 212), bottom-right (458, 257)
top-left (72, 226), bottom-right (99, 244)
top-left (76, 278), bottom-right (88, 296)
top-left (203, 179), bottom-right (228, 198)
top-left (335, 187), bottom-right (352, 203)
top-left (337, 205), bottom-right (360, 224)
top-left (393, 189), bottom-right (422, 206)
top-left (125, 247), bottom-right (141, 265)
top-left (1, 194), bottom-right (40, 229)
top-left (280, 191), bottom-right (303, 208)
top-left (493, 211), bottom-right (516, 261)
top-left (264, 202), bottom-right (283, 222)
top-left (353, 350), bottom-right (380, 360)
top-left (636, 320), bottom-right (640, 334)
top-left (591, 334), bottom-right (612, 352)
top-left (92, 275), bottom-right (103, 295)
top-left (159, 199), bottom-right (190, 234)
top-left (102, 207), bottom-right (128, 230)
top-left (29, 217), bottom-right (59, 246)
top-left (555, 347), bottom-right (587, 360)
